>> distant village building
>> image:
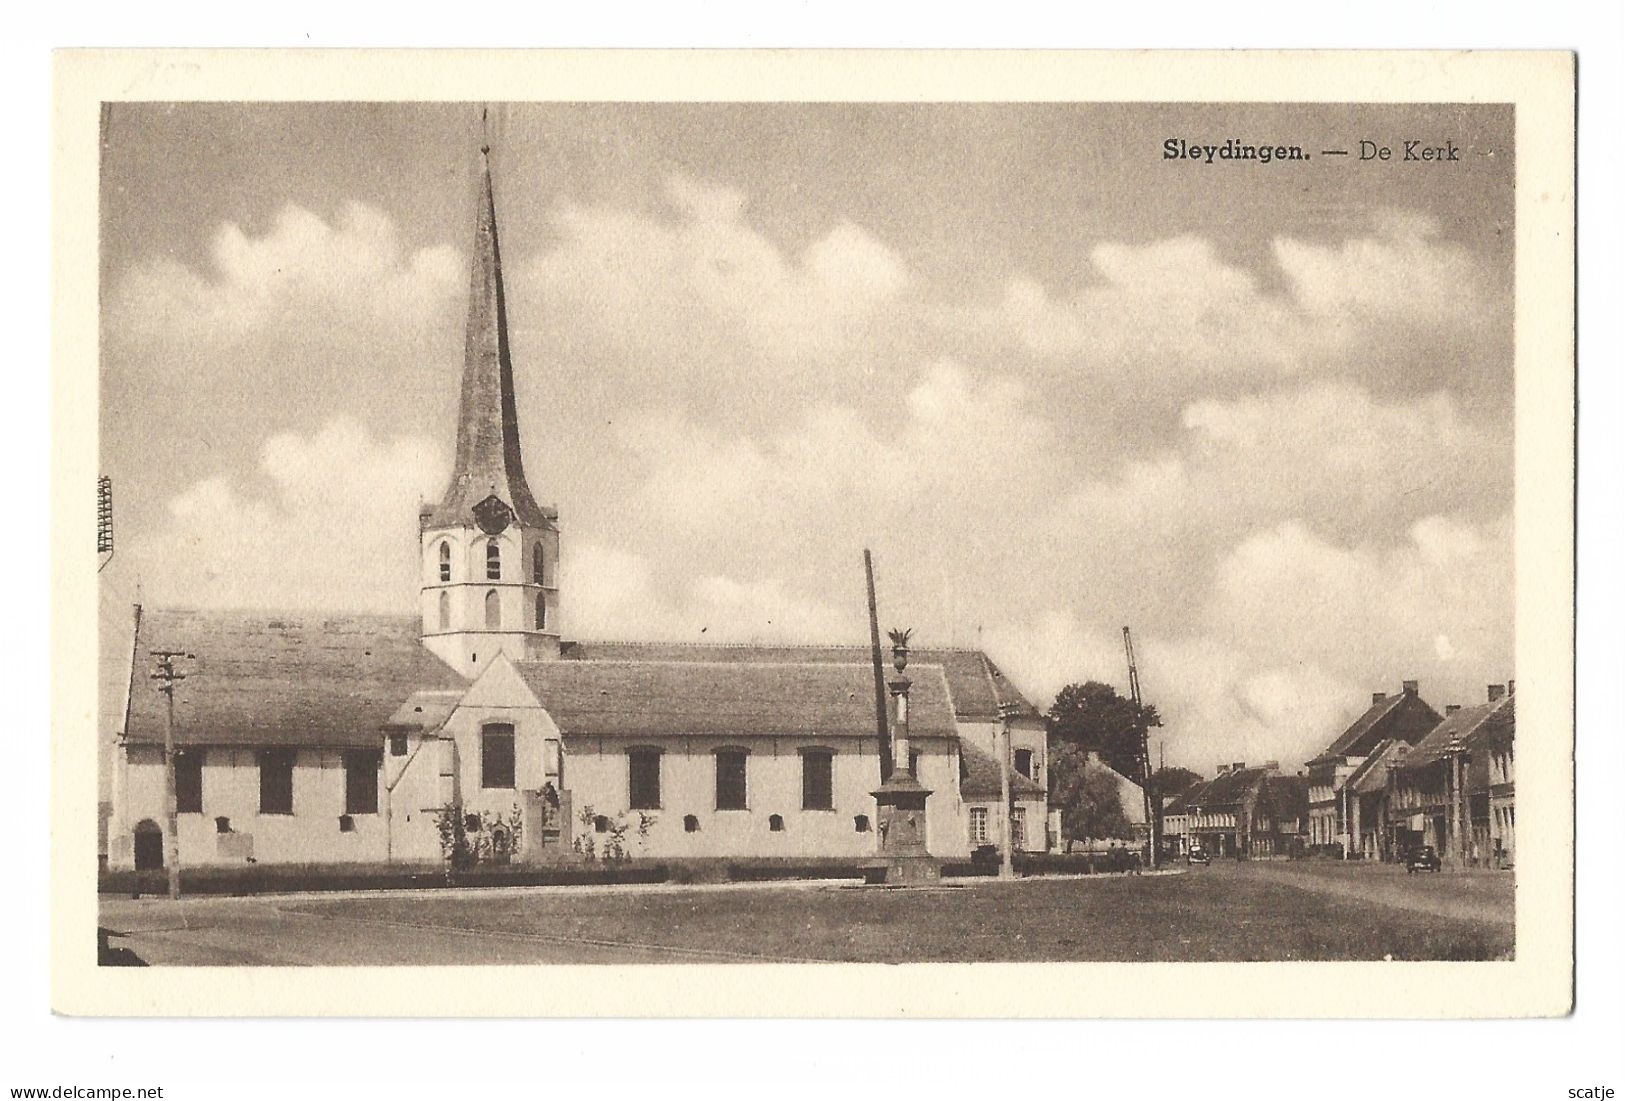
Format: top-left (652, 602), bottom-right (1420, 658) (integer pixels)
top-left (104, 142), bottom-right (1052, 872)
top-left (1304, 682), bottom-right (1441, 856)
top-left (1183, 762), bottom-right (1276, 858)
top-left (1252, 774), bottom-right (1309, 857)
top-left (1387, 684), bottom-right (1515, 868)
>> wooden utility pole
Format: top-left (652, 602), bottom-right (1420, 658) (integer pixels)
top-left (997, 701), bottom-right (1017, 879)
top-left (150, 650), bottom-right (191, 900)
top-left (863, 550), bottom-right (893, 780)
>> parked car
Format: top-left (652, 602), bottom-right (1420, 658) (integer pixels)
top-left (1187, 846), bottom-right (1210, 866)
top-left (1405, 845), bottom-right (1441, 873)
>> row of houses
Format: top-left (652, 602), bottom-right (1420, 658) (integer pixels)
top-left (1163, 679), bottom-right (1516, 868)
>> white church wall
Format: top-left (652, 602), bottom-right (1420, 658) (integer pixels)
top-left (552, 735), bottom-right (970, 861)
top-left (109, 745), bottom-right (393, 869)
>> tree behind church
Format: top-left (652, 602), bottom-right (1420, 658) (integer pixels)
top-left (1045, 680), bottom-right (1158, 781)
top-left (1151, 765), bottom-right (1203, 795)
top-left (1047, 743), bottom-right (1135, 844)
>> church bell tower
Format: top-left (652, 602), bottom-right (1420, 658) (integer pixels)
top-left (420, 135), bottom-right (560, 675)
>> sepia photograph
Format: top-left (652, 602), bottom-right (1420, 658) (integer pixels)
top-left (50, 50), bottom-right (1577, 1019)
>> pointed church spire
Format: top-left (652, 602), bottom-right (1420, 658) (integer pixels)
top-left (425, 121), bottom-right (551, 531)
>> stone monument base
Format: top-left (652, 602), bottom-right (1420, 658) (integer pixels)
top-left (862, 853), bottom-right (943, 885)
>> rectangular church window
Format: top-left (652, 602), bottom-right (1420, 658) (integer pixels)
top-left (258, 749), bottom-right (295, 815)
top-left (174, 749), bottom-right (203, 814)
top-left (801, 749), bottom-right (833, 811)
top-left (482, 724), bottom-right (516, 789)
top-left (628, 749), bottom-right (661, 810)
top-left (344, 749), bottom-right (380, 815)
top-left (715, 749), bottom-right (747, 810)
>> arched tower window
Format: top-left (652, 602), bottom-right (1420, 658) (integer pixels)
top-left (437, 590), bottom-right (450, 631)
top-left (484, 589), bottom-right (501, 630)
top-left (438, 541), bottom-right (451, 582)
top-left (535, 592), bottom-right (547, 631)
top-left (486, 540), bottom-right (501, 581)
top-left (532, 543), bottom-right (545, 585)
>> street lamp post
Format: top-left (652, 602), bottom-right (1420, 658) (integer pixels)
top-left (1443, 735), bottom-right (1470, 869)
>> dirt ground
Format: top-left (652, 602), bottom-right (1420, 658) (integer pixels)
top-left (98, 859), bottom-right (1513, 966)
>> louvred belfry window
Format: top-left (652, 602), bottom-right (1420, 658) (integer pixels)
top-left (486, 540), bottom-right (501, 580)
top-left (438, 541), bottom-right (451, 582)
top-left (533, 543), bottom-right (545, 584)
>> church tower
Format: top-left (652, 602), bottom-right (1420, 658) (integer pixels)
top-left (420, 137), bottom-right (560, 675)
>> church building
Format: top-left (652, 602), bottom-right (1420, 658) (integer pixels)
top-left (105, 142), bottom-right (1052, 873)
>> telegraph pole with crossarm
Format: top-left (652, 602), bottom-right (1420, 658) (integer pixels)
top-left (150, 650), bottom-right (192, 900)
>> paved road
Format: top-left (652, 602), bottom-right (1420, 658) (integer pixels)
top-left (1200, 859), bottom-right (1514, 927)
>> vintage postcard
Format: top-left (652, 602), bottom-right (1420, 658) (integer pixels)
top-left (52, 50), bottom-right (1575, 1016)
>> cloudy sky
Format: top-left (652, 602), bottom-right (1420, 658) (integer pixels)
top-left (99, 101), bottom-right (1514, 773)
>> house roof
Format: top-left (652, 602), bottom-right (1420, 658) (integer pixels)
top-left (559, 640), bottom-right (1041, 722)
top-left (384, 689), bottom-right (465, 733)
top-left (1309, 690), bottom-right (1442, 763)
top-left (1186, 766), bottom-right (1272, 809)
top-left (515, 658), bottom-right (960, 742)
top-left (1309, 694), bottom-right (1405, 762)
top-left (959, 740), bottom-right (1048, 799)
top-left (121, 609), bottom-right (466, 749)
top-left (1346, 739), bottom-right (1408, 794)
top-left (1398, 694), bottom-right (1514, 771)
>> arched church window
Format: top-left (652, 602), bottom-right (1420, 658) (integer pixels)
top-left (438, 590), bottom-right (450, 631)
top-left (532, 543), bottom-right (545, 585)
top-left (438, 541), bottom-right (451, 582)
top-left (484, 589), bottom-right (501, 630)
top-left (486, 540), bottom-right (501, 580)
top-left (535, 592), bottom-right (547, 631)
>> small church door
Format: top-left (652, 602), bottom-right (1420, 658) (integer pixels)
top-left (133, 820), bottom-right (164, 871)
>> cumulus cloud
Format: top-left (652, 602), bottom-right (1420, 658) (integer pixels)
top-left (1274, 209), bottom-right (1495, 327)
top-left (132, 419), bottom-right (448, 612)
top-left (110, 201), bottom-right (461, 341)
top-left (526, 173), bottom-right (910, 376)
top-left (943, 211), bottom-right (1500, 391)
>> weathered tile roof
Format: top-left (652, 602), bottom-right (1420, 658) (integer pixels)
top-left (121, 609), bottom-right (465, 749)
top-left (1347, 739), bottom-right (1395, 793)
top-left (515, 658), bottom-right (960, 742)
top-left (384, 689), bottom-right (465, 733)
top-left (1186, 766), bottom-right (1271, 808)
top-left (1309, 694), bottom-right (1405, 762)
top-left (560, 640), bottom-right (1041, 722)
top-left (1309, 691), bottom-right (1442, 763)
top-left (958, 740), bottom-right (1048, 799)
top-left (1163, 788), bottom-right (1196, 815)
top-left (1398, 694), bottom-right (1514, 772)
